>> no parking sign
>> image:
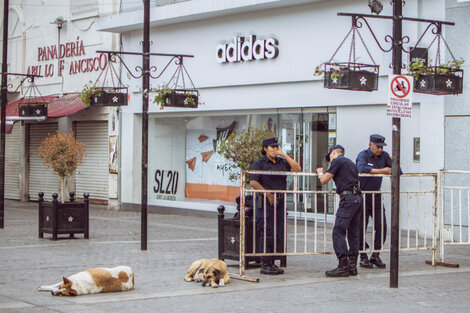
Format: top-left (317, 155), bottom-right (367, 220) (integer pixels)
top-left (387, 74), bottom-right (414, 118)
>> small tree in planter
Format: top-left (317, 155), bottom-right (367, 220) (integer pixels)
top-left (38, 131), bottom-right (86, 203)
top-left (217, 123), bottom-right (275, 183)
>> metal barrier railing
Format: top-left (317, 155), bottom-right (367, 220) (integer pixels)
top-left (237, 170), bottom-right (438, 277)
top-left (439, 170), bottom-right (470, 265)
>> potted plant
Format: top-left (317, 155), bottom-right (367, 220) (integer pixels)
top-left (153, 86), bottom-right (198, 109)
top-left (216, 123), bottom-right (275, 183)
top-left (37, 131), bottom-right (86, 203)
top-left (315, 62), bottom-right (379, 92)
top-left (80, 82), bottom-right (128, 107)
top-left (409, 58), bottom-right (464, 95)
top-left (79, 81), bottom-right (101, 108)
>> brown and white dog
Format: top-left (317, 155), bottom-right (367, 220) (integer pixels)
top-left (38, 266), bottom-right (134, 296)
top-left (184, 259), bottom-right (230, 288)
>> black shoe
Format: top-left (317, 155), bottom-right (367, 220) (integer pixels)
top-left (325, 257), bottom-right (349, 277)
top-left (271, 263), bottom-right (284, 274)
top-left (370, 253), bottom-right (386, 268)
top-left (260, 263), bottom-right (281, 275)
top-left (348, 255), bottom-right (358, 276)
top-left (359, 254), bottom-right (373, 268)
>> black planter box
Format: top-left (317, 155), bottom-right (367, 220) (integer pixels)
top-left (413, 73), bottom-right (463, 95)
top-left (164, 90), bottom-right (198, 108)
top-left (18, 103), bottom-right (47, 117)
top-left (92, 90), bottom-right (128, 106)
top-left (217, 205), bottom-right (286, 267)
top-left (38, 192), bottom-right (89, 240)
top-left (324, 69), bottom-right (379, 92)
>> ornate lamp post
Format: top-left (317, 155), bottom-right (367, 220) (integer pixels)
top-left (336, 0), bottom-right (456, 288)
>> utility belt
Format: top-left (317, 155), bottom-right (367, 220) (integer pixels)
top-left (339, 186), bottom-right (362, 196)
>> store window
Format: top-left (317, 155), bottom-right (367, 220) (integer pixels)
top-left (149, 110), bottom-right (337, 213)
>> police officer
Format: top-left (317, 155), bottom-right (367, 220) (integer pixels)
top-left (317, 145), bottom-right (362, 277)
top-left (250, 137), bottom-right (301, 275)
top-left (355, 134), bottom-right (392, 268)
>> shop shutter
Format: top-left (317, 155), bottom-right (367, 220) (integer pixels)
top-left (28, 123), bottom-right (59, 201)
top-left (5, 125), bottom-right (21, 199)
top-left (75, 121), bottom-right (108, 201)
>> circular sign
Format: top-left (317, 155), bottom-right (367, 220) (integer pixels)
top-left (390, 76), bottom-right (411, 98)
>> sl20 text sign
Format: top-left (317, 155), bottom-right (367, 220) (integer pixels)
top-left (387, 74), bottom-right (414, 118)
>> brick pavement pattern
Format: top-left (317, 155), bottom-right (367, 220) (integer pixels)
top-left (1, 200), bottom-right (470, 313)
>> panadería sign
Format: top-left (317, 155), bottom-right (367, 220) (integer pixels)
top-left (216, 35), bottom-right (279, 63)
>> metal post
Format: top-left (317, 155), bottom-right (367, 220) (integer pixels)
top-left (390, 0), bottom-right (402, 288)
top-left (0, 0), bottom-right (9, 229)
top-left (141, 0), bottom-right (150, 251)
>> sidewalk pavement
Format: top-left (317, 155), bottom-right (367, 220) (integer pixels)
top-left (1, 199), bottom-right (469, 313)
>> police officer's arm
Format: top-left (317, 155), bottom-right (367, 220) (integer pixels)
top-left (249, 180), bottom-right (275, 205)
top-left (316, 167), bottom-right (333, 185)
top-left (356, 151), bottom-right (391, 175)
top-left (276, 150), bottom-right (301, 172)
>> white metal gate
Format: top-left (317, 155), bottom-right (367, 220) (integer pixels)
top-left (237, 171), bottom-right (438, 277)
top-left (5, 124), bottom-right (21, 200)
top-left (28, 123), bottom-right (59, 201)
top-left (439, 170), bottom-right (470, 264)
top-left (75, 121), bottom-right (109, 201)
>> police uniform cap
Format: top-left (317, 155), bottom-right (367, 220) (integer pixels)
top-left (370, 134), bottom-right (387, 147)
top-left (262, 137), bottom-right (279, 147)
top-left (325, 144), bottom-right (345, 162)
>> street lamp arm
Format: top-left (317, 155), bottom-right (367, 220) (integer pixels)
top-left (96, 51), bottom-right (190, 80)
top-left (353, 15), bottom-right (393, 52)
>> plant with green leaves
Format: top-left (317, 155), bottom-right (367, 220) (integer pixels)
top-left (217, 123), bottom-right (275, 183)
top-left (79, 81), bottom-right (101, 108)
top-left (152, 86), bottom-right (173, 109)
top-left (408, 58), bottom-right (465, 79)
top-left (314, 63), bottom-right (345, 81)
top-left (184, 93), bottom-right (197, 108)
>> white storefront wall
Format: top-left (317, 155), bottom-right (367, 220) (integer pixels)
top-left (5, 1), bottom-right (122, 203)
top-left (101, 0), bottom-right (447, 212)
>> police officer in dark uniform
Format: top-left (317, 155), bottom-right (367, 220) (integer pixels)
top-left (355, 134), bottom-right (393, 268)
top-left (250, 137), bottom-right (301, 275)
top-left (317, 145), bottom-right (362, 277)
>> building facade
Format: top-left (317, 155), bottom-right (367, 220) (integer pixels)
top-left (98, 0), bottom-right (454, 215)
top-left (3, 0), bottom-right (123, 206)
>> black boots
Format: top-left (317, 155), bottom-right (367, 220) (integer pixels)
top-left (360, 252), bottom-right (386, 268)
top-left (369, 252), bottom-right (386, 268)
top-left (325, 257), bottom-right (350, 277)
top-left (348, 255), bottom-right (358, 276)
top-left (260, 259), bottom-right (284, 275)
top-left (359, 253), bottom-right (373, 268)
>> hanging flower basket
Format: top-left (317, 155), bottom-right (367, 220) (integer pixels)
top-left (91, 87), bottom-right (128, 106)
top-left (412, 66), bottom-right (463, 95)
top-left (164, 89), bottom-right (198, 108)
top-left (80, 54), bottom-right (129, 107)
top-left (322, 62), bottom-right (379, 92)
top-left (152, 57), bottom-right (200, 110)
top-left (18, 101), bottom-right (48, 117)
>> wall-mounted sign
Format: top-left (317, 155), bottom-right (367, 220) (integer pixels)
top-left (27, 37), bottom-right (108, 77)
top-left (216, 35), bottom-right (279, 63)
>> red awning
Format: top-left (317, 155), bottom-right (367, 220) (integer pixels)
top-left (47, 94), bottom-right (86, 118)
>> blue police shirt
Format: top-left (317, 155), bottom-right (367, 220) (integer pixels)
top-left (250, 156), bottom-right (291, 190)
top-left (326, 155), bottom-right (359, 194)
top-left (356, 148), bottom-right (392, 191)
